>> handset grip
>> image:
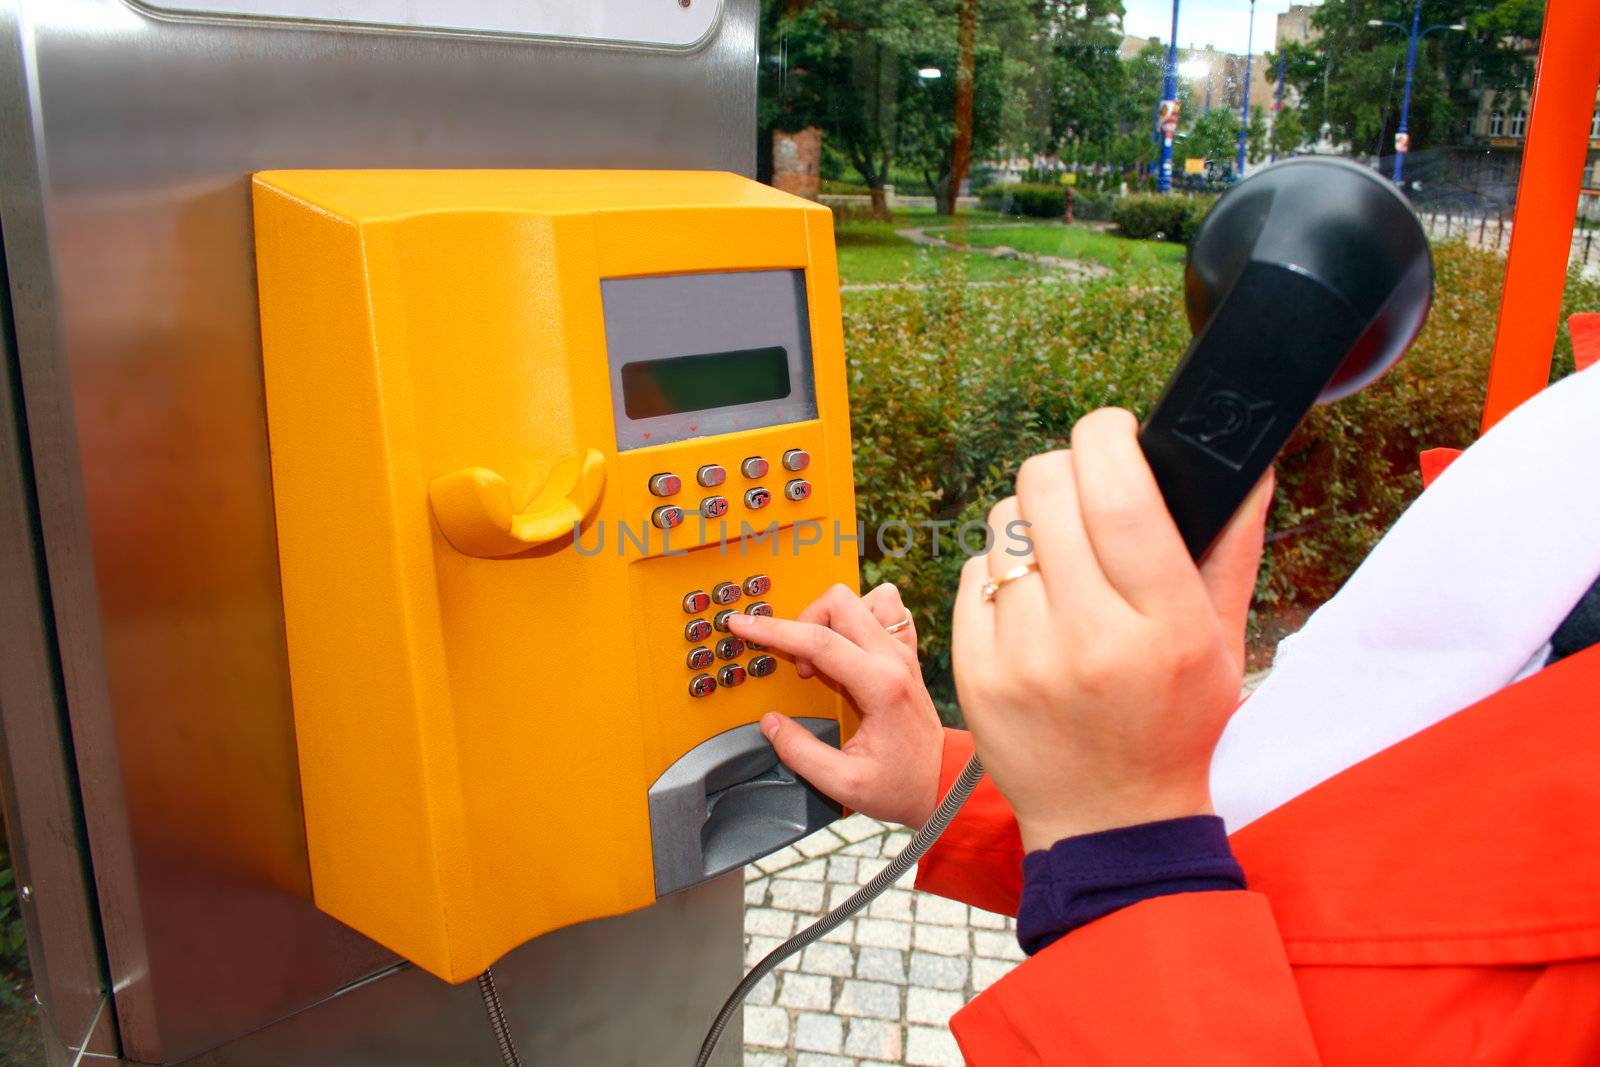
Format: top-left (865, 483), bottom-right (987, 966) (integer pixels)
top-left (429, 449), bottom-right (606, 558)
top-left (1139, 262), bottom-right (1365, 559)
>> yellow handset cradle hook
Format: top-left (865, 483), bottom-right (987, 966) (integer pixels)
top-left (429, 449), bottom-right (606, 557)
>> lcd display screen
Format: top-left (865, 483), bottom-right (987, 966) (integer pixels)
top-left (620, 346), bottom-right (793, 420)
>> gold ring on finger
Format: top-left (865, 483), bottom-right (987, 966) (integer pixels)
top-left (981, 562), bottom-right (1041, 603)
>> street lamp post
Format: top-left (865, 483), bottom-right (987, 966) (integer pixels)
top-left (1156, 0), bottom-right (1181, 192)
top-left (1368, 4), bottom-right (1467, 184)
top-left (1235, 0), bottom-right (1256, 177)
top-left (1270, 50), bottom-right (1286, 161)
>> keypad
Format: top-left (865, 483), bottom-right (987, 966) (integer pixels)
top-left (676, 574), bottom-right (783, 698)
top-left (640, 444), bottom-right (814, 528)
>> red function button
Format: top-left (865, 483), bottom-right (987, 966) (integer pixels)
top-left (684, 618), bottom-right (713, 642)
top-left (699, 496), bottom-right (729, 519)
top-left (748, 654), bottom-right (778, 678)
top-left (743, 574), bottom-right (771, 596)
top-left (711, 581), bottom-right (742, 606)
top-left (652, 505), bottom-right (685, 529)
top-left (744, 487), bottom-right (771, 510)
top-left (682, 590), bottom-right (712, 614)
top-left (718, 664), bottom-right (747, 688)
top-left (784, 480), bottom-right (812, 502)
top-left (782, 449), bottom-right (810, 472)
top-left (688, 673), bottom-right (717, 698)
top-left (648, 472), bottom-right (682, 497)
top-left (686, 646), bottom-right (715, 671)
top-left (697, 464), bottom-right (727, 488)
top-left (740, 456), bottom-right (769, 479)
top-left (745, 602), bottom-right (773, 617)
top-left (716, 637), bottom-right (745, 660)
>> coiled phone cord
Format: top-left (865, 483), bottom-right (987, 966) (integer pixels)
top-left (478, 966), bottom-right (524, 1067)
top-left (696, 753), bottom-right (986, 1066)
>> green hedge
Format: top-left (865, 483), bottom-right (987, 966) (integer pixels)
top-left (844, 242), bottom-right (1597, 718)
top-left (978, 182), bottom-right (1064, 218)
top-left (1111, 193), bottom-right (1213, 243)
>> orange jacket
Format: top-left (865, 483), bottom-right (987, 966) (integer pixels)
top-left (915, 643), bottom-right (1600, 1064)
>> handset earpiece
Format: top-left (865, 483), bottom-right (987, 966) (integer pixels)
top-left (1138, 157), bottom-right (1435, 559)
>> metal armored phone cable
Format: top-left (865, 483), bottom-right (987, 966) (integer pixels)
top-left (696, 755), bottom-right (986, 1066)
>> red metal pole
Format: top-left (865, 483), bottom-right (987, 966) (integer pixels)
top-left (1479, 0), bottom-right (1600, 432)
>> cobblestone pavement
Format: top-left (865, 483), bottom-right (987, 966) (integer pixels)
top-left (741, 813), bottom-right (1023, 1066)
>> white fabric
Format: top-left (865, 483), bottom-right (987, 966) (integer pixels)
top-left (1212, 362), bottom-right (1600, 831)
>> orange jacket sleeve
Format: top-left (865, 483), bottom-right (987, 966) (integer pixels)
top-left (914, 728), bottom-right (1025, 916)
top-left (951, 892), bottom-right (1323, 1064)
top-left (915, 729), bottom-right (1323, 1063)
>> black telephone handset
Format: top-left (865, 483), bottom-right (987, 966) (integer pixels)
top-left (1139, 158), bottom-right (1435, 559)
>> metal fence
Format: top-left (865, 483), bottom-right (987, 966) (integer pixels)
top-left (1418, 210), bottom-right (1598, 274)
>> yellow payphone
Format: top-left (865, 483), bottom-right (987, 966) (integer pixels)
top-left (252, 170), bottom-right (859, 983)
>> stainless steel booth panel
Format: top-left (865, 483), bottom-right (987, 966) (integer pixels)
top-left (0, 0), bottom-right (757, 1061)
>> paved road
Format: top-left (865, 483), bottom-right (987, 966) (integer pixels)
top-left (741, 814), bottom-right (1022, 1066)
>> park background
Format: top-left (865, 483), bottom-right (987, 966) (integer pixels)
top-left (750, 0), bottom-right (1600, 716)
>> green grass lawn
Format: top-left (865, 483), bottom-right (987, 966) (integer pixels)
top-left (833, 216), bottom-right (1045, 286)
top-left (832, 207), bottom-right (1186, 286)
top-left (927, 222), bottom-right (1188, 272)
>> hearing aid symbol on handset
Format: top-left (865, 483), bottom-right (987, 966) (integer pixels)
top-left (1138, 158), bottom-right (1435, 560)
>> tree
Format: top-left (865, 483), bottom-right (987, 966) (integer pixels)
top-left (1278, 0), bottom-right (1542, 160)
top-left (1180, 108), bottom-right (1241, 172)
top-left (898, 43), bottom-right (1012, 213)
top-left (945, 0), bottom-right (979, 216)
top-left (1270, 100), bottom-right (1306, 158)
top-left (760, 0), bottom-right (945, 216)
top-left (1247, 104), bottom-right (1271, 165)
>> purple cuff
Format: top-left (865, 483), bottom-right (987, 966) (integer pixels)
top-left (1016, 815), bottom-right (1246, 956)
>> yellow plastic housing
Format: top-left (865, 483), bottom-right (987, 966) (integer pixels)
top-left (252, 170), bottom-right (858, 983)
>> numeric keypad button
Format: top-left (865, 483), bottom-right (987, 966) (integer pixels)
top-left (684, 618), bottom-right (713, 642)
top-left (743, 574), bottom-right (771, 596)
top-left (682, 590), bottom-right (711, 614)
top-left (748, 654), bottom-right (778, 678)
top-left (716, 637), bottom-right (745, 660)
top-left (718, 664), bottom-right (747, 688)
top-left (688, 674), bottom-right (717, 698)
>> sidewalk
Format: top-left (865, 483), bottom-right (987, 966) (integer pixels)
top-left (741, 814), bottom-right (1022, 1066)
